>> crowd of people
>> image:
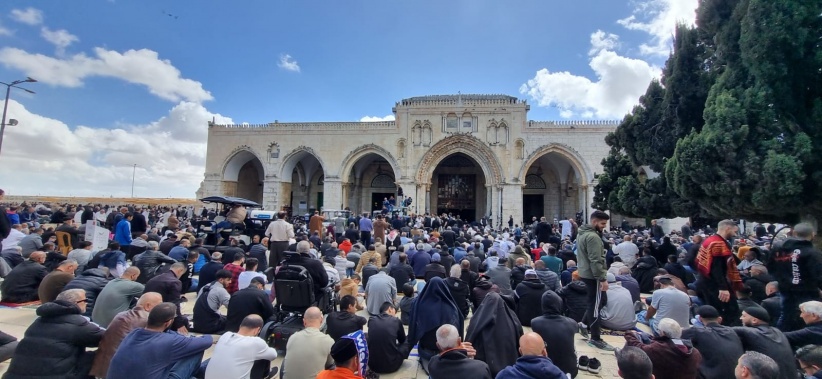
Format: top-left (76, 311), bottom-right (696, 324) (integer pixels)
top-left (0, 186), bottom-right (822, 378)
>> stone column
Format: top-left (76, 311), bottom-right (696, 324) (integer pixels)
top-left (424, 184), bottom-right (431, 214)
top-left (485, 185), bottom-right (493, 218)
top-left (262, 177), bottom-right (280, 210)
top-left (501, 183), bottom-right (523, 226)
top-left (323, 178), bottom-right (343, 211)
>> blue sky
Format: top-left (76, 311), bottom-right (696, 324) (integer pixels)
top-left (0, 0), bottom-right (696, 197)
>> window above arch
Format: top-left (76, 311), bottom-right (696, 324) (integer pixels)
top-left (525, 174), bottom-right (547, 189)
top-left (370, 174), bottom-right (396, 188)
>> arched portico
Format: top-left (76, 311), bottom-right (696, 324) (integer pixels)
top-left (279, 146), bottom-right (327, 214)
top-left (518, 143), bottom-right (593, 223)
top-left (222, 148), bottom-right (265, 204)
top-left (339, 145), bottom-right (402, 213)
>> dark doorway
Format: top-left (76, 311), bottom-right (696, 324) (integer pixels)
top-left (523, 194), bottom-right (544, 223)
top-left (316, 192), bottom-right (323, 211)
top-left (371, 192), bottom-right (394, 212)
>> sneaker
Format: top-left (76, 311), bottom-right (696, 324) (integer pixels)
top-left (587, 357), bottom-right (601, 374)
top-left (588, 339), bottom-right (616, 351)
top-left (578, 322), bottom-right (589, 339)
top-left (577, 355), bottom-right (590, 372)
top-left (634, 300), bottom-right (646, 313)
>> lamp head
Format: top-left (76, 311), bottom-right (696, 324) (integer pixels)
top-left (25, 77), bottom-right (36, 83)
top-left (8, 119), bottom-right (18, 126)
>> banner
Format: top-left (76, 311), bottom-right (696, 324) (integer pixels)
top-left (84, 220), bottom-right (109, 252)
top-left (343, 330), bottom-right (369, 377)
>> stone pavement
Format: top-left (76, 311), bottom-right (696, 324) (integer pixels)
top-left (0, 292), bottom-right (624, 378)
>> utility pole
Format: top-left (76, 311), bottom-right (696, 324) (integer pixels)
top-left (131, 164), bottom-right (137, 197)
top-left (0, 77), bottom-right (37, 156)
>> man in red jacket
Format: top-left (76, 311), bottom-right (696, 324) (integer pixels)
top-left (695, 219), bottom-right (744, 325)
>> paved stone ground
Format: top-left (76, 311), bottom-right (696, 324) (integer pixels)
top-left (0, 290), bottom-right (625, 378)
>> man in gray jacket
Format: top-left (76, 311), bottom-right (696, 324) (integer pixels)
top-left (576, 210), bottom-right (614, 351)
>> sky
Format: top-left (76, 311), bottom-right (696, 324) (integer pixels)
top-left (0, 0), bottom-right (697, 198)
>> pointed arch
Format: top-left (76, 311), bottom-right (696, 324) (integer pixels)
top-left (222, 146), bottom-right (265, 182)
top-left (279, 146), bottom-right (327, 182)
top-left (415, 135), bottom-right (502, 185)
top-left (339, 144), bottom-right (402, 183)
top-left (517, 143), bottom-right (592, 185)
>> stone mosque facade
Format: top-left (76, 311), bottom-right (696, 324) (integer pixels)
top-left (199, 94), bottom-right (619, 226)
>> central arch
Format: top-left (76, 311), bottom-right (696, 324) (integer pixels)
top-left (339, 145), bottom-right (403, 213)
top-left (415, 135), bottom-right (502, 185)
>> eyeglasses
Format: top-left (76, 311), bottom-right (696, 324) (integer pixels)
top-left (76, 299), bottom-right (88, 304)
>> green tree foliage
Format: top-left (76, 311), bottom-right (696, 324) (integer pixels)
top-left (667, 0), bottom-right (822, 222)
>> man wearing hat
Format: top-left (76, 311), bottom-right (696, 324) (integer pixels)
top-left (316, 338), bottom-right (361, 379)
top-left (682, 305), bottom-right (744, 379)
top-left (733, 306), bottom-right (798, 379)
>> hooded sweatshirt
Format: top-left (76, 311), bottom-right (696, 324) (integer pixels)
top-left (495, 355), bottom-right (567, 379)
top-left (466, 292), bottom-right (523, 376)
top-left (529, 291), bottom-right (578, 378)
top-left (576, 225), bottom-right (606, 281)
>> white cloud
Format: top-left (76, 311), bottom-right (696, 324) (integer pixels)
top-left (589, 30), bottom-right (619, 56)
top-left (359, 114), bottom-right (395, 122)
top-left (0, 23), bottom-right (11, 37)
top-left (278, 54), bottom-right (300, 72)
top-left (9, 8), bottom-right (43, 26)
top-left (0, 100), bottom-right (232, 197)
top-left (618, 0), bottom-right (699, 56)
top-left (520, 34), bottom-right (659, 119)
top-left (0, 47), bottom-right (213, 103)
top-left (40, 27), bottom-right (78, 55)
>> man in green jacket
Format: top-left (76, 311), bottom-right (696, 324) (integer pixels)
top-left (576, 210), bottom-right (615, 351)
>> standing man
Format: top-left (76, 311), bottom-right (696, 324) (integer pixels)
top-left (696, 219), bottom-right (744, 325)
top-left (130, 207), bottom-right (148, 238)
top-left (309, 211), bottom-right (324, 237)
top-left (769, 222), bottom-right (822, 332)
top-left (359, 212), bottom-right (373, 247)
top-left (0, 189), bottom-right (10, 250)
top-left (373, 215), bottom-right (389, 244)
top-left (265, 211), bottom-right (294, 270)
top-left (576, 210), bottom-right (615, 351)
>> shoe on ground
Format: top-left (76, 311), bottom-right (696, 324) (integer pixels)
top-left (577, 355), bottom-right (590, 372)
top-left (588, 339), bottom-right (616, 351)
top-left (578, 322), bottom-right (589, 339)
top-left (587, 357), bottom-right (601, 374)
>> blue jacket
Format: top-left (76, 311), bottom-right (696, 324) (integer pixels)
top-left (114, 219), bottom-right (132, 246)
top-left (495, 355), bottom-right (567, 379)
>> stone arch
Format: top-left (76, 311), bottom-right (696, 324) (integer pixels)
top-left (416, 135), bottom-right (503, 185)
top-left (222, 147), bottom-right (265, 181)
top-left (279, 146), bottom-right (327, 182)
top-left (517, 143), bottom-right (592, 185)
top-left (339, 144), bottom-right (402, 183)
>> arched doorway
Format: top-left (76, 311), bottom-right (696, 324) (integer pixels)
top-left (520, 148), bottom-right (587, 224)
top-left (339, 147), bottom-right (402, 214)
top-left (222, 150), bottom-right (264, 204)
top-left (431, 153), bottom-right (487, 221)
top-left (280, 148), bottom-right (326, 216)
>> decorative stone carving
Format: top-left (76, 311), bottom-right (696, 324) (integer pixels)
top-left (415, 134), bottom-right (503, 185)
top-left (370, 174), bottom-right (396, 188)
top-left (486, 119), bottom-right (508, 146)
top-left (396, 139), bottom-right (406, 159)
top-left (514, 139), bottom-right (525, 159)
top-left (524, 174), bottom-right (546, 189)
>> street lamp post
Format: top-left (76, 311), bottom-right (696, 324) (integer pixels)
top-left (131, 164), bottom-right (137, 198)
top-left (0, 77), bottom-right (37, 156)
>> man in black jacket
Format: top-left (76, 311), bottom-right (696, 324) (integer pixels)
top-left (530, 290), bottom-right (578, 378)
top-left (785, 300), bottom-right (822, 349)
top-left (428, 324), bottom-right (491, 379)
top-left (5, 289), bottom-right (104, 378)
top-left (446, 265), bottom-right (471, 318)
top-left (514, 270), bottom-right (548, 327)
top-left (130, 207), bottom-right (148, 238)
top-left (733, 306), bottom-right (799, 379)
top-left (325, 295), bottom-right (367, 341)
top-left (198, 251), bottom-right (224, 287)
top-left (1, 251), bottom-right (48, 303)
top-left (225, 277), bottom-right (275, 333)
top-left (285, 241), bottom-right (329, 300)
top-left (0, 189), bottom-right (10, 249)
top-left (133, 242), bottom-right (176, 284)
top-left (366, 302), bottom-right (413, 374)
top-left (681, 305), bottom-right (744, 379)
top-left (768, 223), bottom-right (822, 332)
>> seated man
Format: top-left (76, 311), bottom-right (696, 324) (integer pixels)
top-left (681, 305), bottom-right (744, 379)
top-left (107, 302), bottom-right (214, 379)
top-left (623, 318), bottom-right (702, 379)
top-left (316, 337), bottom-right (362, 379)
top-left (366, 302), bottom-right (411, 374)
top-left (614, 346), bottom-right (653, 379)
top-left (428, 324), bottom-right (491, 379)
top-left (89, 292), bottom-right (163, 378)
top-left (91, 266), bottom-right (144, 328)
top-left (600, 273), bottom-right (637, 331)
top-left (204, 315), bottom-right (278, 379)
top-left (5, 289), bottom-right (104, 378)
top-left (530, 291), bottom-right (578, 378)
top-left (640, 276), bottom-right (691, 335)
top-left (286, 241), bottom-right (329, 299)
top-left (225, 277), bottom-right (276, 333)
top-left (785, 300), bottom-right (822, 349)
top-left (496, 332), bottom-right (567, 379)
top-left (365, 269), bottom-right (397, 316)
top-left (734, 351), bottom-right (780, 379)
top-left (514, 269), bottom-right (548, 327)
top-left (734, 306), bottom-right (803, 379)
top-left (63, 267), bottom-right (111, 317)
top-left (796, 345), bottom-right (822, 379)
top-left (1, 251), bottom-right (48, 303)
top-left (281, 307), bottom-right (334, 378)
top-left (38, 259), bottom-right (78, 303)
top-left (326, 295), bottom-right (367, 341)
top-left (191, 269), bottom-right (232, 334)
top-left (143, 262), bottom-right (187, 313)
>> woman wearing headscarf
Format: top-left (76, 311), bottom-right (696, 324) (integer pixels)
top-left (408, 277), bottom-right (464, 362)
top-left (466, 291), bottom-right (524, 376)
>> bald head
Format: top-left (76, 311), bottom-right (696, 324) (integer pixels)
top-left (136, 292), bottom-right (163, 311)
top-left (123, 266), bottom-right (141, 280)
top-left (519, 332), bottom-right (547, 357)
top-left (29, 251), bottom-right (46, 263)
top-left (303, 307), bottom-right (323, 327)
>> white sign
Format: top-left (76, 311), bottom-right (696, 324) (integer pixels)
top-left (85, 221), bottom-right (110, 253)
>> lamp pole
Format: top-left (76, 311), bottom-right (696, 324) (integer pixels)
top-left (131, 164), bottom-right (137, 197)
top-left (0, 77), bottom-right (37, 156)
